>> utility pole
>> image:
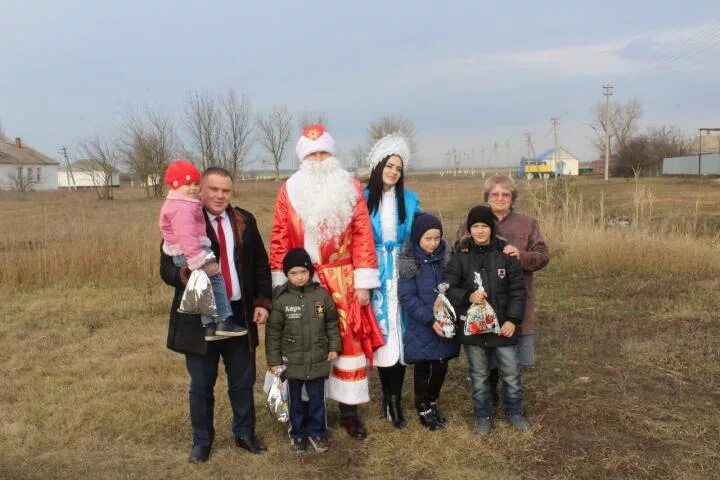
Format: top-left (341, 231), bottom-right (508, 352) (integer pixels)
top-left (59, 146), bottom-right (77, 190)
top-left (524, 131), bottom-right (536, 159)
top-left (551, 117), bottom-right (560, 176)
top-left (603, 84), bottom-right (613, 181)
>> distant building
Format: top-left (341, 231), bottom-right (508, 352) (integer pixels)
top-left (663, 154), bottom-right (720, 176)
top-left (0, 138), bottom-right (60, 191)
top-left (58, 159), bottom-right (121, 188)
top-left (518, 147), bottom-right (579, 178)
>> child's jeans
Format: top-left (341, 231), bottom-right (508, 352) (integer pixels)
top-left (287, 377), bottom-right (327, 440)
top-left (172, 253), bottom-right (233, 326)
top-left (464, 344), bottom-right (524, 417)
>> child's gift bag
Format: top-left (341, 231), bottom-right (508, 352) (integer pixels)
top-left (433, 282), bottom-right (457, 338)
top-left (463, 272), bottom-right (500, 335)
top-left (265, 367), bottom-right (289, 423)
top-left (178, 269), bottom-right (218, 316)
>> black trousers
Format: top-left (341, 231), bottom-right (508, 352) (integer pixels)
top-left (412, 359), bottom-right (449, 409)
top-left (184, 303), bottom-right (256, 448)
top-left (377, 361), bottom-right (406, 397)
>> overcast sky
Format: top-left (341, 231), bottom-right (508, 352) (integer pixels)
top-left (1, 1), bottom-right (718, 169)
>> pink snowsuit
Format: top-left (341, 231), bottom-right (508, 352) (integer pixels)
top-left (159, 190), bottom-right (212, 270)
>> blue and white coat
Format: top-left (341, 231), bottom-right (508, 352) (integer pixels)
top-left (364, 187), bottom-right (420, 367)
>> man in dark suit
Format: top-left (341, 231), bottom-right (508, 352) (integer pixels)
top-left (160, 166), bottom-right (273, 463)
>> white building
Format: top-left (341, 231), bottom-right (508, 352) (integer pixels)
top-left (0, 138), bottom-right (60, 191)
top-left (536, 148), bottom-right (580, 176)
top-left (58, 159), bottom-right (120, 188)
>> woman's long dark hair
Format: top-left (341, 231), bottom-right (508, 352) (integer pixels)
top-left (365, 155), bottom-right (406, 224)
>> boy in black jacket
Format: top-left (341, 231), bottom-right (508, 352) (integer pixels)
top-left (265, 248), bottom-right (341, 453)
top-left (445, 206), bottom-right (529, 435)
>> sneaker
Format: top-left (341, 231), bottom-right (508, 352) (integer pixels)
top-left (429, 401), bottom-right (446, 425)
top-left (216, 320), bottom-right (248, 337)
top-left (417, 403), bottom-right (443, 431)
top-left (204, 324), bottom-right (225, 341)
top-left (308, 435), bottom-right (329, 453)
top-left (290, 437), bottom-right (307, 454)
top-left (507, 413), bottom-right (531, 432)
top-left (473, 416), bottom-right (493, 436)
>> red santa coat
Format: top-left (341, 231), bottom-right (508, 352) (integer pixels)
top-left (270, 176), bottom-right (381, 405)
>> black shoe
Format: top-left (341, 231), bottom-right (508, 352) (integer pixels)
top-left (387, 395), bottom-right (407, 429)
top-left (290, 437), bottom-right (308, 454)
top-left (216, 320), bottom-right (248, 337)
top-left (418, 402), bottom-right (443, 431)
top-left (429, 401), bottom-right (447, 425)
top-left (340, 414), bottom-right (367, 440)
top-left (235, 434), bottom-right (267, 454)
top-left (204, 324), bottom-right (225, 341)
top-left (188, 445), bottom-right (210, 464)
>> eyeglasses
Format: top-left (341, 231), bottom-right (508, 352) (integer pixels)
top-left (489, 192), bottom-right (512, 199)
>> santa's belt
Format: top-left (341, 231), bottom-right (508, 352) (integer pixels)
top-left (314, 258), bottom-right (353, 271)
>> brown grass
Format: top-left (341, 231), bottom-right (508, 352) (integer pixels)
top-left (1, 176), bottom-right (719, 479)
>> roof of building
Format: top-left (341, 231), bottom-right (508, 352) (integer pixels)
top-left (0, 140), bottom-right (60, 166)
top-left (58, 159), bottom-right (120, 173)
top-left (535, 147), bottom-right (579, 162)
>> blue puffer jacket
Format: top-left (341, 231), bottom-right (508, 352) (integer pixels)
top-left (397, 239), bottom-right (461, 363)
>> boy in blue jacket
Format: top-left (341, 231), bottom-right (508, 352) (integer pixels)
top-left (398, 213), bottom-right (461, 431)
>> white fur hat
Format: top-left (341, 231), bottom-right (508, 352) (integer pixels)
top-left (295, 124), bottom-right (336, 161)
top-left (367, 133), bottom-right (411, 172)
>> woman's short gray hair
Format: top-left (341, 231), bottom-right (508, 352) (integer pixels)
top-left (483, 174), bottom-right (518, 203)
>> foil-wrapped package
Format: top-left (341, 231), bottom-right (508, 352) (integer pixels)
top-left (433, 282), bottom-right (457, 338)
top-left (266, 367), bottom-right (289, 423)
top-left (464, 272), bottom-right (500, 335)
top-left (178, 269), bottom-right (218, 316)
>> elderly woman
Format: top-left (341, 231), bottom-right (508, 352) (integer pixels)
top-left (455, 175), bottom-right (548, 397)
top-left (364, 133), bottom-right (420, 429)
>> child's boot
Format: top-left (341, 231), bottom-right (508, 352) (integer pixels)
top-left (387, 395), bottom-right (407, 429)
top-left (417, 402), bottom-right (443, 431)
top-left (204, 324), bottom-right (224, 341)
top-left (429, 399), bottom-right (446, 425)
top-left (473, 416), bottom-right (493, 436)
top-left (216, 319), bottom-right (247, 337)
top-left (507, 413), bottom-right (531, 432)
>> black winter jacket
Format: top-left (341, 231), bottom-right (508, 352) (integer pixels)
top-left (265, 282), bottom-right (341, 380)
top-left (445, 237), bottom-right (526, 348)
top-left (160, 206), bottom-right (273, 355)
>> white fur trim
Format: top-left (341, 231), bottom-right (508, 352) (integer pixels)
top-left (272, 271), bottom-right (287, 287)
top-left (354, 268), bottom-right (380, 290)
top-left (367, 133), bottom-right (411, 172)
top-left (326, 354), bottom-right (369, 405)
top-left (296, 130), bottom-right (336, 161)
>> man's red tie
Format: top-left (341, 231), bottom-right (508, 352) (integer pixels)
top-left (215, 216), bottom-right (233, 299)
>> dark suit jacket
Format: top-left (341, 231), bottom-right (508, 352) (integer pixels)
top-left (160, 205), bottom-right (272, 355)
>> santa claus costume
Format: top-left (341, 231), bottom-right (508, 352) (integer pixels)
top-left (270, 125), bottom-right (382, 439)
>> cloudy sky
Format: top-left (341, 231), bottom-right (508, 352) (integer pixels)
top-left (1, 0), bottom-right (718, 169)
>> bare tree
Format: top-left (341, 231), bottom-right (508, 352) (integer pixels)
top-left (185, 90), bottom-right (223, 169)
top-left (121, 107), bottom-right (180, 198)
top-left (256, 106), bottom-right (293, 180)
top-left (297, 110), bottom-right (329, 132)
top-left (4, 166), bottom-right (40, 192)
top-left (0, 120), bottom-right (7, 142)
top-left (366, 114), bottom-right (418, 155)
top-left (220, 89), bottom-right (254, 178)
top-left (589, 99), bottom-right (642, 158)
top-left (78, 135), bottom-right (120, 200)
top-left (613, 125), bottom-right (691, 177)
top-left (350, 144), bottom-right (367, 171)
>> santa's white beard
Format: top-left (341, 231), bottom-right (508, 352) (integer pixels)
top-left (292, 156), bottom-right (358, 245)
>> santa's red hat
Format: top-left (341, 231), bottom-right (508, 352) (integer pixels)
top-left (295, 124), bottom-right (336, 161)
top-left (164, 160), bottom-right (201, 190)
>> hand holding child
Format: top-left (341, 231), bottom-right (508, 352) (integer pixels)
top-left (327, 351), bottom-right (338, 362)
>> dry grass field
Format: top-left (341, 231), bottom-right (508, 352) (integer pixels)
top-left (1, 175), bottom-right (719, 479)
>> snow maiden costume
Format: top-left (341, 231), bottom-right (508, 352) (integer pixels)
top-left (363, 133), bottom-right (420, 428)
